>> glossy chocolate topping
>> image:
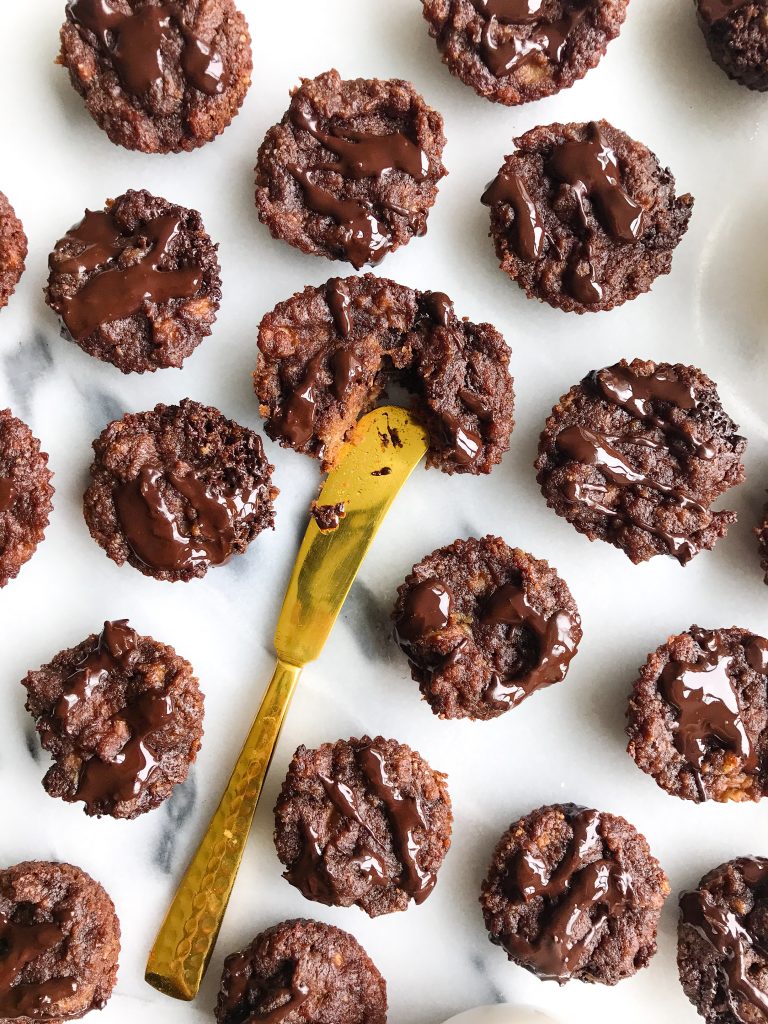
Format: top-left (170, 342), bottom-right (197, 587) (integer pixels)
top-left (549, 123), bottom-right (644, 242)
top-left (480, 582), bottom-right (579, 708)
top-left (394, 579), bottom-right (453, 652)
top-left (330, 349), bottom-right (363, 401)
top-left (219, 951), bottom-right (311, 1024)
top-left (746, 636), bottom-right (768, 674)
top-left (0, 910), bottom-right (78, 1020)
top-left (422, 290), bottom-right (455, 327)
top-left (115, 463), bottom-right (259, 572)
top-left (51, 208), bottom-right (202, 340)
top-left (698, 0), bottom-right (749, 23)
top-left (66, 0), bottom-right (225, 97)
top-left (470, 0), bottom-right (545, 22)
top-left (480, 5), bottom-right (588, 77)
top-left (482, 170), bottom-right (545, 261)
top-left (326, 277), bottom-right (352, 336)
top-left (502, 805), bottom-right (635, 982)
top-left (567, 245), bottom-right (603, 305)
top-left (441, 413), bottom-right (482, 466)
top-left (272, 355), bottom-right (322, 445)
top-left (659, 629), bottom-right (758, 796)
top-left (0, 478), bottom-right (15, 513)
top-left (680, 858), bottom-right (768, 1022)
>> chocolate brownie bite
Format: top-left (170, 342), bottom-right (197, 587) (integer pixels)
top-left (480, 803), bottom-right (669, 985)
top-left (756, 501), bottom-right (768, 584)
top-left (393, 536), bottom-right (581, 721)
top-left (45, 190), bottom-right (221, 374)
top-left (59, 0), bottom-right (252, 153)
top-left (535, 359), bottom-right (747, 564)
top-left (0, 860), bottom-right (120, 1021)
top-left (0, 193), bottom-right (27, 311)
top-left (627, 626), bottom-right (768, 804)
top-left (274, 736), bottom-right (452, 917)
top-left (255, 275), bottom-right (514, 475)
top-left (254, 70), bottom-right (447, 269)
top-left (217, 919), bottom-right (387, 1024)
top-left (696, 0), bottom-right (768, 91)
top-left (422, 0), bottom-right (629, 106)
top-left (83, 399), bottom-right (277, 582)
top-left (0, 410), bottom-right (55, 589)
top-left (22, 619), bottom-right (204, 819)
top-left (482, 120), bottom-right (694, 313)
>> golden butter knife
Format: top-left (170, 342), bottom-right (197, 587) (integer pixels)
top-left (145, 405), bottom-right (429, 1001)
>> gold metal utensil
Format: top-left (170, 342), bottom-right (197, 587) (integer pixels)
top-left (145, 405), bottom-right (429, 1001)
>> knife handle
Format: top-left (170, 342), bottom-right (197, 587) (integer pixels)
top-left (145, 658), bottom-right (302, 1001)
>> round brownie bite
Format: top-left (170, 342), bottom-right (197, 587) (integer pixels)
top-left (0, 410), bottom-right (55, 589)
top-left (274, 736), bottom-right (452, 917)
top-left (255, 275), bottom-right (514, 475)
top-left (422, 0), bottom-right (629, 106)
top-left (58, 0), bottom-right (252, 153)
top-left (0, 192), bottom-right (27, 312)
top-left (480, 803), bottom-right (669, 985)
top-left (45, 190), bottom-right (221, 374)
top-left (255, 69), bottom-right (447, 269)
top-left (695, 0), bottom-right (768, 91)
top-left (83, 399), bottom-right (277, 582)
top-left (22, 619), bottom-right (204, 819)
top-left (482, 120), bottom-right (693, 313)
top-left (393, 536), bottom-right (582, 721)
top-left (626, 626), bottom-right (768, 804)
top-left (535, 359), bottom-right (747, 564)
top-left (0, 860), bottom-right (120, 1021)
top-left (216, 918), bottom-right (387, 1024)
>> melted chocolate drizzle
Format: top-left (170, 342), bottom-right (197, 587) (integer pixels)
top-left (51, 208), bottom-right (202, 340)
top-left (441, 413), bottom-right (482, 466)
top-left (326, 278), bottom-right (352, 336)
top-left (482, 171), bottom-right (545, 261)
top-left (395, 579), bottom-right (453, 657)
top-left (66, 0), bottom-right (225, 96)
top-left (272, 355), bottom-right (323, 445)
top-left (0, 478), bottom-right (15, 513)
top-left (471, 0), bottom-right (544, 21)
top-left (479, 3), bottom-right (588, 77)
top-left (680, 858), bottom-right (768, 1022)
top-left (422, 290), bottom-right (455, 327)
top-left (330, 349), bottom-right (363, 401)
top-left (698, 0), bottom-right (748, 23)
top-left (0, 910), bottom-right (78, 1019)
top-left (501, 805), bottom-right (635, 982)
top-left (219, 951), bottom-right (311, 1024)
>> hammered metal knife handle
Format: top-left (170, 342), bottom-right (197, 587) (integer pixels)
top-left (145, 658), bottom-right (302, 1000)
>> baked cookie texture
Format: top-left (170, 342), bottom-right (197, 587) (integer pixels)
top-left (45, 189), bottom-right (221, 374)
top-left (678, 857), bottom-right (768, 1023)
top-left (482, 120), bottom-right (693, 313)
top-left (535, 359), bottom-right (747, 564)
top-left (480, 803), bottom-right (669, 985)
top-left (0, 410), bottom-right (55, 588)
top-left (0, 860), bottom-right (120, 1022)
top-left (255, 70), bottom-right (447, 268)
top-left (627, 626), bottom-right (768, 804)
top-left (59, 0), bottom-right (253, 153)
top-left (393, 535), bottom-right (582, 720)
top-left (216, 918), bottom-right (387, 1024)
top-left (274, 736), bottom-right (452, 916)
top-left (0, 192), bottom-right (27, 311)
top-left (255, 275), bottom-right (514, 475)
top-left (83, 399), bottom-right (277, 582)
top-left (22, 619), bottom-right (204, 819)
top-left (422, 0), bottom-right (630, 106)
top-left (695, 0), bottom-right (768, 91)
top-left (756, 501), bottom-right (768, 583)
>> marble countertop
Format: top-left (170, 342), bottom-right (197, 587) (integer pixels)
top-left (1, 1), bottom-right (768, 1022)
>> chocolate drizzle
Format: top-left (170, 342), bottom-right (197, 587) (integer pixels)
top-left (330, 349), bottom-right (363, 400)
top-left (66, 0), bottom-right (226, 97)
top-left (272, 355), bottom-right (323, 445)
top-left (0, 909), bottom-right (78, 1019)
top-left (51, 208), bottom-right (202, 340)
top-left (219, 951), bottom-right (311, 1024)
top-left (500, 805), bottom-right (635, 982)
top-left (659, 629), bottom-right (758, 798)
top-left (0, 478), bottom-right (15, 513)
top-left (479, 4), bottom-right (588, 77)
top-left (326, 278), bottom-right (352, 336)
top-left (441, 413), bottom-right (482, 466)
top-left (680, 858), bottom-right (768, 1022)
top-left (698, 0), bottom-right (748, 23)
top-left (422, 290), bottom-right (455, 327)
top-left (470, 0), bottom-right (544, 21)
top-left (482, 171), bottom-right (545, 261)
top-left (115, 463), bottom-right (260, 572)
top-left (394, 579), bottom-right (453, 657)
top-left (480, 582), bottom-right (579, 708)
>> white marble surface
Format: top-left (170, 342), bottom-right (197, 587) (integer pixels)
top-left (1, 1), bottom-right (768, 1023)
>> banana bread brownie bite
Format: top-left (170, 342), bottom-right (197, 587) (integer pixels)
top-left (422, 0), bottom-right (630, 106)
top-left (0, 860), bottom-right (120, 1021)
top-left (255, 70), bottom-right (447, 268)
top-left (59, 0), bottom-right (252, 153)
top-left (393, 536), bottom-right (581, 721)
top-left (22, 619), bottom-right (204, 819)
top-left (482, 120), bottom-right (693, 313)
top-left (45, 190), bottom-right (221, 374)
top-left (480, 803), bottom-right (669, 985)
top-left (83, 399), bottom-right (277, 582)
top-left (0, 410), bottom-right (54, 589)
top-left (216, 919), bottom-right (387, 1024)
top-left (0, 193), bottom-right (27, 311)
top-left (695, 0), bottom-right (768, 91)
top-left (255, 275), bottom-right (514, 475)
top-left (626, 626), bottom-right (768, 804)
top-left (274, 736), bottom-right (452, 916)
top-left (535, 359), bottom-right (747, 564)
